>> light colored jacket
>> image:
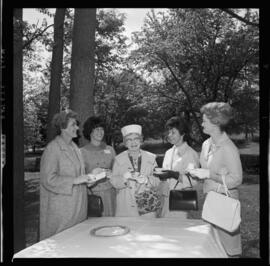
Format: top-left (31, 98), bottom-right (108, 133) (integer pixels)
top-left (200, 133), bottom-right (243, 199)
top-left (162, 142), bottom-right (200, 190)
top-left (110, 149), bottom-right (159, 216)
top-left (39, 136), bottom-right (88, 240)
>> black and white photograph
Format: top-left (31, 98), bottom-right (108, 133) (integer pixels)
top-left (1, 5), bottom-right (268, 263)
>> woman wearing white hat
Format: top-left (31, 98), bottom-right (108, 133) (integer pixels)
top-left (110, 124), bottom-right (163, 217)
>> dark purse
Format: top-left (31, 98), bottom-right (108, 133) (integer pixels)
top-left (169, 173), bottom-right (198, 211)
top-left (87, 189), bottom-right (104, 217)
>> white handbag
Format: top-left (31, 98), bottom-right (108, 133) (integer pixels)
top-left (202, 174), bottom-right (241, 233)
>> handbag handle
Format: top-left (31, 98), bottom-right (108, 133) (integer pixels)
top-left (173, 172), bottom-right (193, 190)
top-left (221, 173), bottom-right (231, 197)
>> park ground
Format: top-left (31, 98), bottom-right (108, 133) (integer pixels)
top-left (23, 136), bottom-right (260, 258)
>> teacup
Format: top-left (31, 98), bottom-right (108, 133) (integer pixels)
top-left (154, 168), bottom-right (164, 173)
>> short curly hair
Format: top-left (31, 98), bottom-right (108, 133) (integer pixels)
top-left (200, 102), bottom-right (234, 131)
top-left (52, 109), bottom-right (78, 135)
top-left (82, 116), bottom-right (106, 141)
top-left (165, 116), bottom-right (189, 142)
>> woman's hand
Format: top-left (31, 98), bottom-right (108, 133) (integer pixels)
top-left (188, 168), bottom-right (210, 179)
top-left (185, 163), bottom-right (195, 173)
top-left (153, 169), bottom-right (179, 180)
top-left (73, 174), bottom-right (95, 185)
top-left (123, 171), bottom-right (132, 180)
top-left (167, 170), bottom-right (180, 180)
top-left (219, 167), bottom-right (228, 176)
top-left (91, 167), bottom-right (105, 175)
top-left (137, 174), bottom-right (148, 184)
top-left (105, 169), bottom-right (113, 179)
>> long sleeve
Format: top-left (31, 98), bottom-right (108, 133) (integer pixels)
top-left (40, 143), bottom-right (74, 195)
top-left (219, 145), bottom-right (243, 189)
top-left (110, 159), bottom-right (129, 189)
top-left (201, 135), bottom-right (243, 195)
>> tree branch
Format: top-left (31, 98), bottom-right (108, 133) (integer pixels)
top-left (157, 54), bottom-right (204, 137)
top-left (220, 8), bottom-right (259, 27)
top-left (155, 87), bottom-right (183, 105)
top-left (23, 24), bottom-right (54, 49)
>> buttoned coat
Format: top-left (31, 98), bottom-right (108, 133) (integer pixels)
top-left (110, 150), bottom-right (159, 217)
top-left (39, 136), bottom-right (88, 240)
top-left (200, 133), bottom-right (243, 198)
top-left (200, 133), bottom-right (243, 256)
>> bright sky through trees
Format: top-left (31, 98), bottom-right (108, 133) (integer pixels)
top-left (23, 8), bottom-right (167, 43)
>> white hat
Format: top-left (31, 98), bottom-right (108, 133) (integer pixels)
top-left (121, 124), bottom-right (142, 137)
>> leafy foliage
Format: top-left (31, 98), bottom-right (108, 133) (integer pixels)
top-left (130, 8), bottom-right (259, 144)
top-left (23, 51), bottom-right (49, 149)
top-left (23, 8), bottom-right (259, 149)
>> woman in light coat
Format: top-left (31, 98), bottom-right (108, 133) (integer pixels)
top-left (159, 116), bottom-right (199, 218)
top-left (110, 124), bottom-right (162, 217)
top-left (39, 110), bottom-right (94, 240)
top-left (187, 102), bottom-right (243, 257)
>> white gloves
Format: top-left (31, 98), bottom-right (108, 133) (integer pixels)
top-left (123, 171), bottom-right (133, 180)
top-left (86, 174), bottom-right (97, 187)
top-left (123, 171), bottom-right (148, 184)
top-left (92, 167), bottom-right (105, 175)
top-left (188, 168), bottom-right (210, 179)
top-left (136, 175), bottom-right (148, 184)
top-left (86, 168), bottom-right (107, 187)
top-left (219, 167), bottom-right (228, 176)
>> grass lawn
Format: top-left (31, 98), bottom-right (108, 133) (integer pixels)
top-left (24, 172), bottom-right (259, 258)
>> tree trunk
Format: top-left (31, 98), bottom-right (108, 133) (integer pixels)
top-left (46, 8), bottom-right (66, 143)
top-left (245, 125), bottom-right (248, 140)
top-left (13, 8), bottom-right (25, 253)
top-left (70, 8), bottom-right (96, 146)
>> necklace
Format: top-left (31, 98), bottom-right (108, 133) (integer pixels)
top-left (128, 152), bottom-right (141, 172)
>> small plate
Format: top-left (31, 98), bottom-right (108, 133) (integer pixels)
top-left (90, 225), bottom-right (130, 237)
top-left (188, 169), bottom-right (208, 179)
top-left (153, 168), bottom-right (168, 174)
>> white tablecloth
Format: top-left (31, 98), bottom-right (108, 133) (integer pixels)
top-left (13, 216), bottom-right (227, 258)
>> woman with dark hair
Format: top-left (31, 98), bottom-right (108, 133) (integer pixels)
top-left (39, 109), bottom-right (95, 240)
top-left (159, 116), bottom-right (199, 218)
top-left (187, 102), bottom-right (243, 257)
top-left (80, 116), bottom-right (116, 216)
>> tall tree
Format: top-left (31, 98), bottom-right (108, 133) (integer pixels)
top-left (70, 8), bottom-right (96, 146)
top-left (46, 8), bottom-right (66, 142)
top-left (131, 8), bottom-right (259, 143)
top-left (13, 8), bottom-right (25, 252)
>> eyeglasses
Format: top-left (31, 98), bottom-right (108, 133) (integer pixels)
top-left (126, 137), bottom-right (141, 143)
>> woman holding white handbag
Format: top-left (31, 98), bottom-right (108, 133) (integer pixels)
top-left (187, 102), bottom-right (243, 258)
